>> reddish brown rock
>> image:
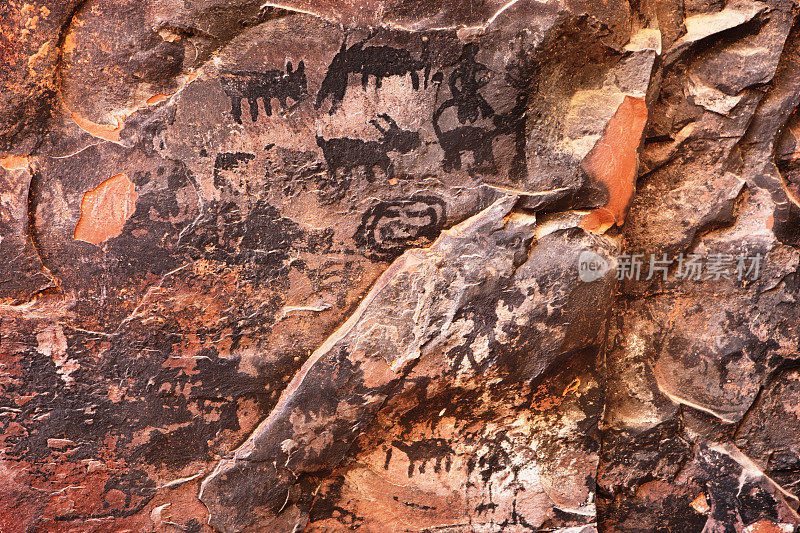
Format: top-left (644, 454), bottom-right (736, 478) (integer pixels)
top-left (2, 0), bottom-right (800, 532)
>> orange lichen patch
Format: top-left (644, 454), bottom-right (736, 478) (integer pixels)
top-left (578, 207), bottom-right (615, 234)
top-left (530, 381), bottom-right (564, 411)
top-left (61, 24), bottom-right (78, 56)
top-left (690, 493), bottom-right (710, 514)
top-left (74, 173), bottom-right (138, 245)
top-left (184, 69), bottom-right (201, 85)
top-left (46, 438), bottom-right (75, 450)
top-left (27, 41), bottom-right (51, 69)
top-left (562, 377), bottom-right (581, 396)
top-left (70, 112), bottom-right (126, 142)
top-left (158, 27), bottom-right (183, 42)
top-left (65, 68), bottom-right (199, 143)
top-left (744, 520), bottom-right (795, 533)
top-left (146, 93), bottom-right (171, 105)
top-left (580, 95), bottom-right (648, 233)
top-left (0, 155), bottom-right (29, 170)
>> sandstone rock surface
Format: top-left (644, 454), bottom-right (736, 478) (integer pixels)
top-left (1, 0), bottom-right (800, 532)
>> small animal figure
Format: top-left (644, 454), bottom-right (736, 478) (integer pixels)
top-left (316, 114), bottom-right (421, 181)
top-left (433, 93), bottom-right (528, 173)
top-left (316, 36), bottom-right (430, 114)
top-left (433, 105), bottom-right (498, 171)
top-left (220, 61), bottom-right (307, 123)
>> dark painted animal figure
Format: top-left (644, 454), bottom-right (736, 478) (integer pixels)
top-left (220, 61), bottom-right (307, 123)
top-left (316, 114), bottom-right (421, 180)
top-left (433, 93), bottom-right (528, 173)
top-left (316, 36), bottom-right (430, 114)
top-left (433, 105), bottom-right (498, 171)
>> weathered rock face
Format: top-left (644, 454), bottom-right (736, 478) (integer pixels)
top-left (1, 0), bottom-right (800, 532)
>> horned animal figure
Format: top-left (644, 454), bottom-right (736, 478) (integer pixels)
top-left (220, 60), bottom-right (307, 123)
top-left (316, 35), bottom-right (430, 114)
top-left (316, 114), bottom-right (421, 181)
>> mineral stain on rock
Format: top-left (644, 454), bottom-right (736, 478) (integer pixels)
top-left (0, 155), bottom-right (29, 170)
top-left (73, 173), bottom-right (138, 245)
top-left (580, 95), bottom-right (648, 233)
top-left (69, 111), bottom-right (126, 143)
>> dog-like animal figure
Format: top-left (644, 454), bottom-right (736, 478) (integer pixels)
top-left (220, 61), bottom-right (307, 123)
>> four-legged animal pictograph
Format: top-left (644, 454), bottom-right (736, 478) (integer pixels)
top-left (218, 42), bottom-right (524, 175)
top-left (220, 61), bottom-right (308, 123)
top-left (315, 34), bottom-right (431, 114)
top-left (316, 114), bottom-right (421, 181)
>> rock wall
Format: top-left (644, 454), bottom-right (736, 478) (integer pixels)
top-left (1, 0), bottom-right (799, 531)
